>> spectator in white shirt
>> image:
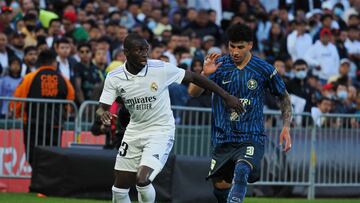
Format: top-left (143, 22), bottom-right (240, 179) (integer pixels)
top-left (311, 97), bottom-right (332, 127)
top-left (287, 20), bottom-right (313, 61)
top-left (304, 28), bottom-right (340, 83)
top-left (344, 26), bottom-right (360, 62)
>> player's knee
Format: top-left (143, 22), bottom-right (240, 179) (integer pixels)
top-left (233, 162), bottom-right (251, 185)
top-left (136, 175), bottom-right (151, 187)
top-left (213, 180), bottom-right (231, 189)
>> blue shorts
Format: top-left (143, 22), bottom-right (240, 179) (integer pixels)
top-left (207, 140), bottom-right (265, 183)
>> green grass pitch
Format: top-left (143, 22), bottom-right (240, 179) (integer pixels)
top-left (1, 193), bottom-right (360, 203)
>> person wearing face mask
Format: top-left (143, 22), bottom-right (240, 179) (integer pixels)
top-left (332, 3), bottom-right (347, 30)
top-left (333, 84), bottom-right (355, 114)
top-left (287, 59), bottom-right (318, 112)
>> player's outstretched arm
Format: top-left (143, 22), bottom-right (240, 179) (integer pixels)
top-left (183, 71), bottom-right (245, 113)
top-left (278, 91), bottom-right (292, 152)
top-left (96, 103), bottom-right (117, 126)
top-left (188, 53), bottom-right (222, 97)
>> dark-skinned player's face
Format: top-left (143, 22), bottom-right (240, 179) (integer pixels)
top-left (228, 41), bottom-right (253, 64)
top-left (125, 39), bottom-right (150, 68)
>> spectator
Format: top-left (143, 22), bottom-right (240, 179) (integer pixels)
top-left (150, 42), bottom-right (166, 59)
top-left (21, 13), bottom-right (37, 47)
top-left (46, 18), bottom-right (62, 48)
top-left (8, 32), bottom-right (25, 60)
top-left (93, 48), bottom-right (108, 81)
top-left (344, 26), bottom-right (360, 65)
top-left (20, 46), bottom-right (38, 77)
top-left (287, 59), bottom-right (318, 112)
top-left (328, 58), bottom-right (352, 85)
top-left (333, 84), bottom-right (355, 114)
top-left (0, 6), bottom-right (15, 35)
top-left (334, 30), bottom-right (349, 59)
top-left (0, 32), bottom-right (16, 76)
top-left (54, 37), bottom-right (77, 85)
top-left (163, 34), bottom-right (179, 65)
top-left (304, 28), bottom-right (340, 83)
top-left (10, 50), bottom-right (75, 165)
top-left (263, 22), bottom-right (288, 61)
top-left (311, 97), bottom-right (333, 127)
top-left (74, 43), bottom-right (102, 104)
top-left (0, 57), bottom-right (22, 117)
top-left (287, 20), bottom-right (313, 61)
top-left (184, 9), bottom-right (222, 44)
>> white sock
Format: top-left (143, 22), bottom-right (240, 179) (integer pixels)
top-left (112, 186), bottom-right (131, 203)
top-left (136, 183), bottom-right (156, 203)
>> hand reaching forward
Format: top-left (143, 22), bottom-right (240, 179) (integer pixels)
top-left (203, 53), bottom-right (222, 76)
top-left (224, 95), bottom-right (245, 115)
top-left (279, 127), bottom-right (292, 152)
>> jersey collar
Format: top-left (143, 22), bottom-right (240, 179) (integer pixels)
top-left (123, 61), bottom-right (149, 80)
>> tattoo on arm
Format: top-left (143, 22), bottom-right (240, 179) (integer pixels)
top-left (279, 91), bottom-right (292, 128)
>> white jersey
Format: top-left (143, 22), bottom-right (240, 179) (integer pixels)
top-left (100, 59), bottom-right (185, 134)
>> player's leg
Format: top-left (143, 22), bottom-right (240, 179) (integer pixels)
top-left (136, 165), bottom-right (156, 203)
top-left (208, 143), bottom-right (235, 203)
top-left (227, 161), bottom-right (251, 203)
top-left (113, 136), bottom-right (141, 203)
top-left (228, 140), bottom-right (265, 203)
top-left (112, 170), bottom-right (136, 203)
top-left (212, 177), bottom-right (231, 203)
top-left (136, 133), bottom-right (175, 203)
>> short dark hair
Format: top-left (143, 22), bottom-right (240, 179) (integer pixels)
top-left (55, 37), bottom-right (70, 46)
top-left (24, 46), bottom-right (37, 55)
top-left (293, 59), bottom-right (308, 68)
top-left (49, 18), bottom-right (61, 27)
top-left (226, 23), bottom-right (253, 42)
top-left (77, 42), bottom-right (91, 51)
top-left (37, 50), bottom-right (57, 66)
top-left (123, 33), bottom-right (145, 50)
top-left (321, 14), bottom-right (333, 22)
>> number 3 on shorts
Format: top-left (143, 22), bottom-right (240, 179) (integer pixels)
top-left (119, 142), bottom-right (128, 157)
top-left (246, 146), bottom-right (254, 156)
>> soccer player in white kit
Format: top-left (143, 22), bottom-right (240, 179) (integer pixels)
top-left (97, 33), bottom-right (244, 203)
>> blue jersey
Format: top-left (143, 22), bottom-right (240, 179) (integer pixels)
top-left (209, 54), bottom-right (286, 145)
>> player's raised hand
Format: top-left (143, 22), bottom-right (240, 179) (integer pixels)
top-left (224, 95), bottom-right (245, 114)
top-left (203, 53), bottom-right (222, 76)
top-left (279, 127), bottom-right (292, 152)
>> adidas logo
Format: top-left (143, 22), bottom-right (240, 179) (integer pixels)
top-left (120, 88), bottom-right (126, 93)
top-left (152, 154), bottom-right (159, 159)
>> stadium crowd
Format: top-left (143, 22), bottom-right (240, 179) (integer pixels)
top-left (0, 0), bottom-right (359, 124)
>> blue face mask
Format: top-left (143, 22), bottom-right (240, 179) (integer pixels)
top-left (295, 70), bottom-right (307, 80)
top-left (180, 58), bottom-right (192, 68)
top-left (337, 90), bottom-right (348, 100)
top-left (334, 8), bottom-right (344, 17)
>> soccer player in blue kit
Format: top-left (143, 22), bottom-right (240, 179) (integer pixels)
top-left (189, 24), bottom-right (292, 203)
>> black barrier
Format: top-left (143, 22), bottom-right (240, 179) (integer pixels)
top-left (30, 147), bottom-right (216, 202)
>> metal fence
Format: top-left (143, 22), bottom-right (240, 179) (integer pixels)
top-left (0, 96), bottom-right (77, 178)
top-left (1, 97), bottom-right (360, 199)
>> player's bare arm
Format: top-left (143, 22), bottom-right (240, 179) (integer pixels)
top-left (183, 70), bottom-right (245, 113)
top-left (96, 103), bottom-right (117, 126)
top-left (278, 91), bottom-right (292, 152)
top-left (188, 53), bottom-right (222, 97)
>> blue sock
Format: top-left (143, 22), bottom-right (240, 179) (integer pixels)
top-left (213, 187), bottom-right (230, 203)
top-left (227, 162), bottom-right (251, 203)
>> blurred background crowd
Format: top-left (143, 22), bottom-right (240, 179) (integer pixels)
top-left (0, 0), bottom-right (359, 123)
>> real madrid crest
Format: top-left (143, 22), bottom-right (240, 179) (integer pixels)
top-left (150, 82), bottom-right (158, 92)
top-left (247, 79), bottom-right (258, 90)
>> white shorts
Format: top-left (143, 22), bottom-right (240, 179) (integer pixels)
top-left (114, 130), bottom-right (174, 181)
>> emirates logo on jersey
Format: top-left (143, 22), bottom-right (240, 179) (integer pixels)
top-left (150, 82), bottom-right (158, 92)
